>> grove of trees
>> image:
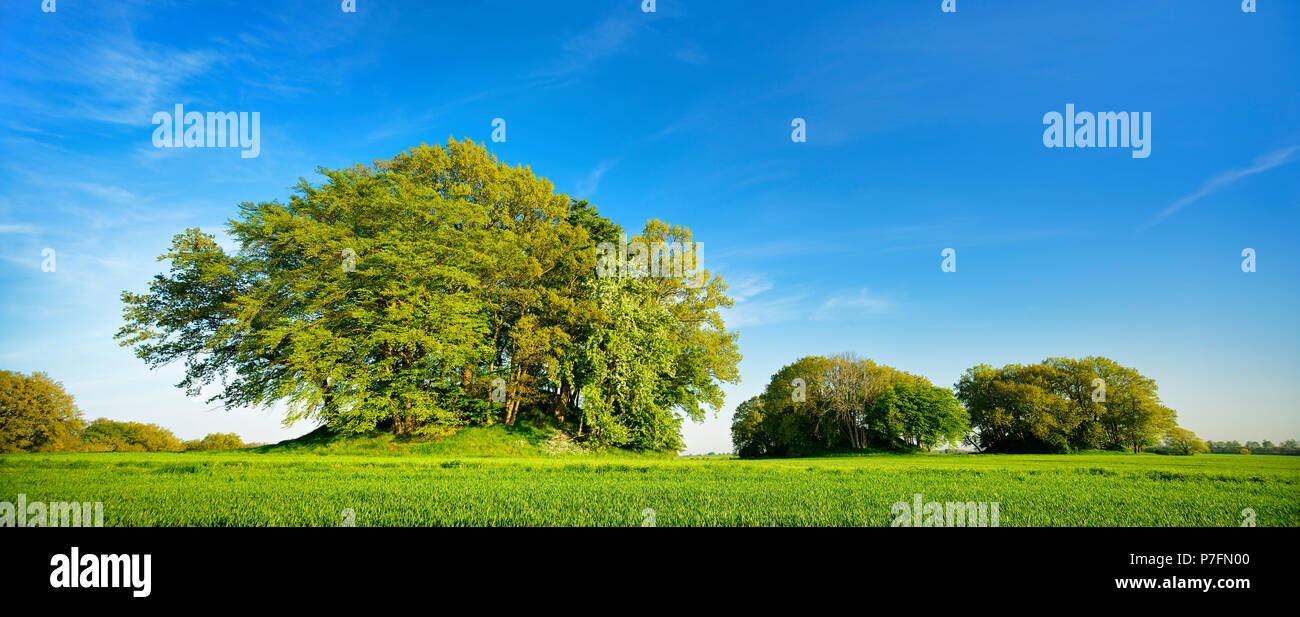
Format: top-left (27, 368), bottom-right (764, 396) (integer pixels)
top-left (733, 355), bottom-right (1225, 457)
top-left (115, 139), bottom-right (741, 451)
top-left (955, 357), bottom-right (1181, 454)
top-left (730, 354), bottom-right (968, 457)
top-left (1206, 440), bottom-right (1300, 455)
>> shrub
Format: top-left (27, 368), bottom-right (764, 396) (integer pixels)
top-left (79, 418), bottom-right (183, 452)
top-left (183, 433), bottom-right (247, 451)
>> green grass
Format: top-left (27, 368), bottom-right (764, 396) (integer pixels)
top-left (2, 441), bottom-right (1296, 526)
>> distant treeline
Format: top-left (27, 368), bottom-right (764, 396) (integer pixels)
top-left (0, 370), bottom-right (256, 454)
top-left (733, 355), bottom-right (1241, 457)
top-left (1203, 440), bottom-right (1299, 455)
top-left (77, 420), bottom-right (253, 453)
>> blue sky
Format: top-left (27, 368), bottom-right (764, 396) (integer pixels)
top-left (1, 1), bottom-right (1297, 453)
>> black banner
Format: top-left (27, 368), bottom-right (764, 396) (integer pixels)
top-left (1, 527), bottom-right (1288, 606)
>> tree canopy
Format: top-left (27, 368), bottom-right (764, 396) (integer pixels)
top-left (116, 139), bottom-right (740, 451)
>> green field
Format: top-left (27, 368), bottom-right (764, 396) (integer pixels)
top-left (3, 436), bottom-right (1297, 526)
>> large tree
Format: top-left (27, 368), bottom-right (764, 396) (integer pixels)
top-left (117, 139), bottom-right (740, 449)
top-left (1163, 426), bottom-right (1209, 455)
top-left (869, 382), bottom-right (969, 451)
top-left (729, 396), bottom-right (769, 458)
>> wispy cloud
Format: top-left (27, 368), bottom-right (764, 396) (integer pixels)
top-left (646, 116), bottom-right (693, 142)
top-left (364, 88), bottom-right (499, 143)
top-left (728, 274), bottom-right (774, 302)
top-left (674, 45), bottom-right (708, 65)
top-left (574, 158), bottom-right (621, 198)
top-left (717, 273), bottom-right (804, 328)
top-left (534, 16), bottom-right (642, 79)
top-left (0, 223), bottom-right (39, 235)
top-left (812, 288), bottom-right (897, 322)
top-left (1147, 145), bottom-right (1300, 227)
top-left (9, 31), bottom-right (221, 125)
top-left (722, 293), bottom-right (808, 329)
top-left (71, 182), bottom-right (136, 204)
top-left (720, 278), bottom-right (899, 328)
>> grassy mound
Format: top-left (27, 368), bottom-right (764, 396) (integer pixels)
top-left (253, 422), bottom-right (678, 458)
top-left (255, 423), bottom-right (555, 456)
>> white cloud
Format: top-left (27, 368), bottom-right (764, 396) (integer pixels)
top-left (1148, 145), bottom-right (1299, 227)
top-left (722, 293), bottom-right (808, 328)
top-left (14, 33), bottom-right (221, 125)
top-left (717, 274), bottom-right (804, 328)
top-left (728, 274), bottom-right (774, 302)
